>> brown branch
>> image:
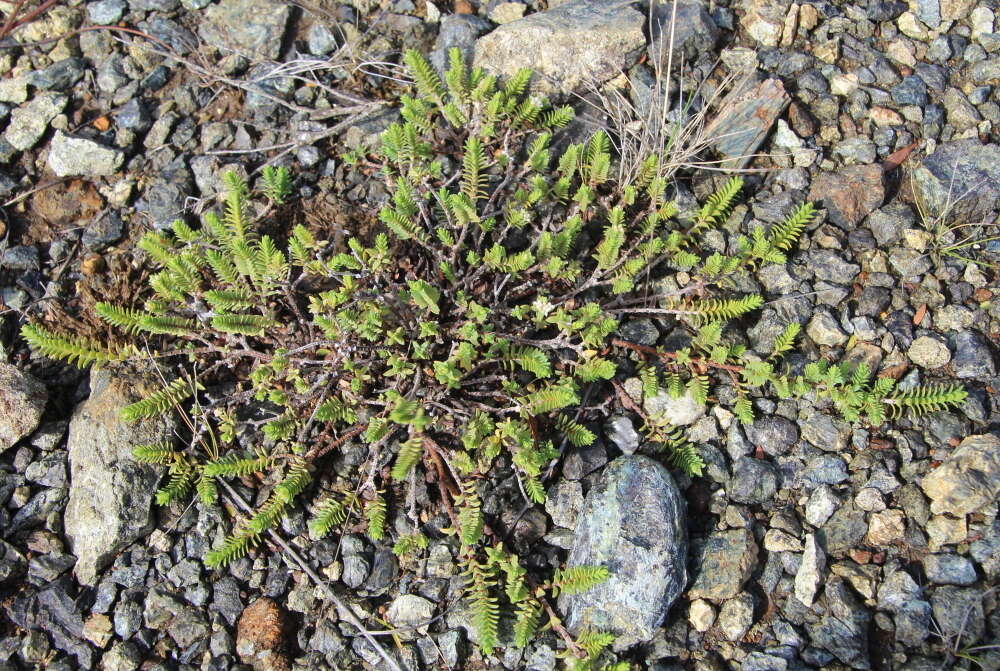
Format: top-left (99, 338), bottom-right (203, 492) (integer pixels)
top-left (304, 423), bottom-right (367, 462)
top-left (610, 337), bottom-right (744, 374)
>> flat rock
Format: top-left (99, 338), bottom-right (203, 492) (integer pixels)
top-left (910, 139), bottom-right (1000, 223)
top-left (199, 0), bottom-right (290, 61)
top-left (921, 433), bottom-right (1000, 515)
top-left (0, 363), bottom-right (46, 453)
top-left (704, 77), bottom-right (789, 169)
top-left (47, 131), bottom-right (124, 177)
top-left (473, 0), bottom-right (645, 95)
top-left (559, 455), bottom-right (686, 649)
top-left (808, 165), bottom-right (885, 228)
top-left (64, 365), bottom-right (178, 585)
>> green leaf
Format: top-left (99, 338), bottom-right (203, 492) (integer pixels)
top-left (408, 279), bottom-right (441, 314)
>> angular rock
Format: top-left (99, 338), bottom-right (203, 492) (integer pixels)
top-left (559, 455), bottom-right (686, 648)
top-left (951, 331), bottom-right (996, 378)
top-left (648, 0), bottom-right (718, 64)
top-left (64, 365), bottom-right (178, 585)
top-left (704, 77), bottom-right (789, 168)
top-left (717, 593), bottom-right (754, 641)
top-left (807, 165), bottom-right (885, 228)
top-left (688, 528), bottom-right (758, 601)
top-left (795, 533), bottom-right (826, 607)
top-left (807, 578), bottom-right (871, 669)
top-left (878, 570), bottom-right (931, 646)
top-left (47, 131), bottom-right (124, 177)
top-left (386, 594), bottom-right (434, 639)
top-left (473, 0), bottom-right (645, 95)
top-left (644, 388), bottom-right (705, 426)
top-left (199, 0), bottom-right (290, 61)
top-left (4, 93), bottom-right (67, 151)
top-left (910, 139), bottom-right (1000, 223)
top-left (921, 433), bottom-right (1000, 515)
top-left (728, 456), bottom-right (778, 504)
top-left (908, 335), bottom-right (951, 369)
top-left (0, 363), bottom-right (46, 453)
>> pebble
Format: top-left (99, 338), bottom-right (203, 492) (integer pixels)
top-left (4, 93), bottom-right (67, 151)
top-left (907, 335), bottom-right (951, 368)
top-left (47, 131), bottom-right (124, 177)
top-left (921, 434), bottom-right (1000, 515)
top-left (794, 533), bottom-right (826, 606)
top-left (717, 593), bottom-right (753, 641)
top-left (688, 528), bottom-right (758, 601)
top-left (922, 553), bottom-right (977, 586)
top-left (688, 599), bottom-right (715, 632)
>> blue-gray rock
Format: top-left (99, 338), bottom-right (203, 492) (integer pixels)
top-left (559, 455), bottom-right (686, 648)
top-left (891, 75), bottom-right (928, 106)
top-left (140, 158), bottom-right (194, 230)
top-left (729, 456), bottom-right (778, 504)
top-left (951, 330), bottom-right (996, 379)
top-left (473, 0), bottom-right (645, 95)
top-left (199, 0), bottom-right (290, 61)
top-left (807, 164), bottom-right (885, 228)
top-left (878, 570), bottom-right (931, 646)
top-left (603, 416), bottom-right (640, 455)
top-left (910, 139), bottom-right (1000, 223)
top-left (115, 98), bottom-right (152, 132)
top-left (807, 578), bottom-right (871, 669)
top-left (0, 540), bottom-right (27, 584)
top-left (820, 502), bottom-right (867, 555)
top-left (931, 586), bottom-right (984, 642)
top-left (82, 212), bottom-right (124, 252)
top-left (64, 365), bottom-right (177, 585)
top-left (129, 0), bottom-right (179, 11)
top-left (306, 22), bottom-right (340, 56)
top-left (30, 58), bottom-right (86, 91)
top-left (648, 0), bottom-right (718, 64)
top-left (430, 15), bottom-right (492, 74)
top-left (922, 553), bottom-right (976, 586)
top-left (87, 0), bottom-right (126, 24)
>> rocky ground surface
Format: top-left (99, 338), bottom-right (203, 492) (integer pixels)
top-left (0, 0), bottom-right (999, 670)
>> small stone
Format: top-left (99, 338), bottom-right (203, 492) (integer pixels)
top-left (806, 310), bottom-right (848, 346)
top-left (878, 570), bottom-right (931, 646)
top-left (87, 0), bottom-right (126, 24)
top-left (649, 0), bottom-right (719, 63)
top-left (807, 165), bottom-right (885, 228)
top-left (473, 0), bottom-right (645, 95)
top-left (740, 0), bottom-right (788, 46)
top-left (688, 599), bottom-right (715, 632)
top-left (910, 139), bottom-right (1000, 223)
top-left (921, 434), bottom-right (1000, 515)
top-left (644, 389), bottom-right (705, 426)
top-left (951, 331), bottom-right (996, 378)
top-left (83, 613), bottom-right (114, 647)
top-left (795, 533), bottom-right (826, 606)
top-left (306, 22), bottom-right (339, 56)
top-left (869, 106), bottom-right (903, 126)
top-left (830, 73), bottom-right (859, 96)
top-left (387, 594), bottom-right (434, 638)
top-left (604, 416), bottom-right (640, 455)
top-left (717, 593), bottom-right (754, 641)
top-left (926, 514), bottom-right (967, 550)
top-left (907, 336), bottom-right (951, 368)
top-left (728, 457), bottom-right (778, 504)
top-left (47, 131), bottom-right (124, 177)
top-left (866, 509), bottom-right (906, 545)
top-left (854, 487), bottom-right (886, 512)
top-left (922, 553), bottom-right (977, 585)
top-left (0, 364), bottom-right (46, 454)
top-left (705, 78), bottom-right (789, 169)
top-left (805, 485), bottom-right (841, 527)
top-left (488, 1), bottom-right (525, 24)
top-left (688, 528), bottom-right (758, 601)
top-left (544, 479), bottom-right (584, 529)
top-left (4, 93), bottom-right (67, 151)
top-left (199, 0), bottom-right (290, 61)
top-left (764, 529), bottom-right (803, 552)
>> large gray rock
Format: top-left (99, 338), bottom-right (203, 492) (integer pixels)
top-left (559, 455), bottom-right (686, 648)
top-left (65, 365), bottom-right (177, 585)
top-left (47, 131), bottom-right (124, 177)
top-left (199, 0), bottom-right (290, 61)
top-left (921, 433), bottom-right (1000, 515)
top-left (0, 363), bottom-right (46, 453)
top-left (910, 139), bottom-right (1000, 223)
top-left (473, 0), bottom-right (645, 95)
